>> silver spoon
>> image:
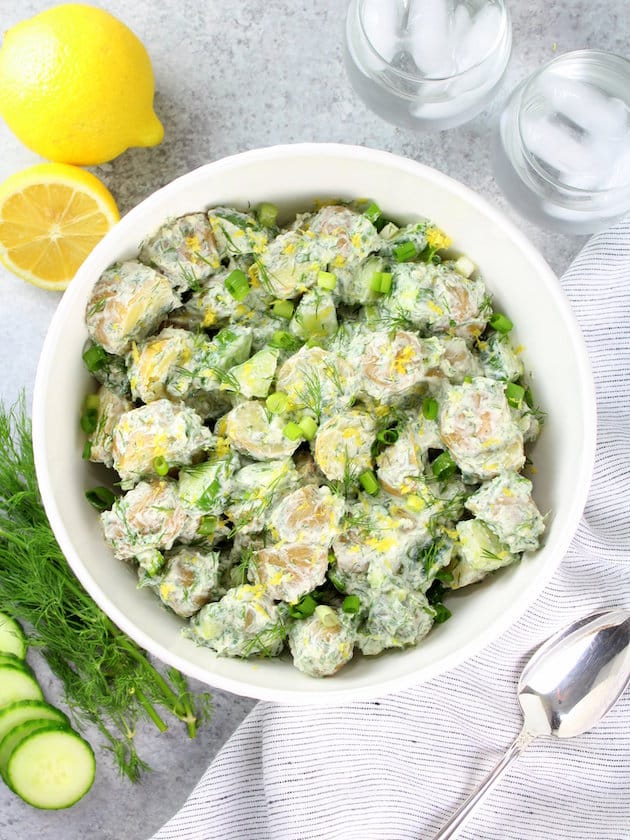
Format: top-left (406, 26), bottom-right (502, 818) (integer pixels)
top-left (433, 608), bottom-right (630, 839)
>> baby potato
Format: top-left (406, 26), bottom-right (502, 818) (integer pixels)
top-left (156, 546), bottom-right (221, 618)
top-left (288, 607), bottom-right (355, 677)
top-left (207, 207), bottom-right (268, 258)
top-left (88, 385), bottom-right (133, 468)
top-left (101, 479), bottom-right (201, 562)
top-left (225, 400), bottom-right (301, 461)
top-left (450, 519), bottom-right (517, 588)
top-left (190, 584), bottom-right (284, 658)
top-left (438, 377), bottom-right (525, 480)
top-left (226, 458), bottom-right (299, 534)
top-left (139, 212), bottom-right (221, 290)
top-left (112, 399), bottom-right (214, 485)
top-left (361, 331), bottom-right (443, 401)
top-left (376, 415), bottom-right (442, 496)
top-left (464, 470), bottom-right (545, 554)
top-left (305, 204), bottom-right (380, 268)
top-left (385, 262), bottom-right (489, 340)
top-left (257, 229), bottom-right (320, 298)
top-left (252, 542), bottom-right (329, 603)
top-left (276, 345), bottom-right (357, 421)
top-left (127, 327), bottom-right (201, 403)
top-left (313, 410), bottom-right (376, 481)
top-left (357, 586), bottom-right (433, 656)
top-left (333, 495), bottom-right (428, 587)
top-left (86, 260), bottom-right (179, 356)
top-left (269, 485), bottom-right (345, 546)
top-left (478, 332), bottom-right (524, 382)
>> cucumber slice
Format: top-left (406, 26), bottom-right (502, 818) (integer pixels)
top-left (0, 613), bottom-right (27, 659)
top-left (0, 653), bottom-right (29, 670)
top-left (0, 719), bottom-right (69, 780)
top-left (6, 725), bottom-right (95, 809)
top-left (0, 700), bottom-right (69, 744)
top-left (0, 665), bottom-right (43, 708)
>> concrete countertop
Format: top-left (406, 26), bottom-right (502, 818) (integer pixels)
top-left (0, 1), bottom-right (627, 837)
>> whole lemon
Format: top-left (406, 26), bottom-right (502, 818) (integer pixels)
top-left (0, 4), bottom-right (164, 165)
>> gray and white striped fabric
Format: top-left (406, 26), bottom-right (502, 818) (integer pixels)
top-left (152, 218), bottom-right (630, 840)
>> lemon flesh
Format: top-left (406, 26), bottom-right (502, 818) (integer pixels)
top-left (0, 163), bottom-right (120, 291)
top-left (0, 4), bottom-right (163, 165)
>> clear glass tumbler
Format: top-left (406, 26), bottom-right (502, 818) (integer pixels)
top-left (343, 0), bottom-right (512, 131)
top-left (493, 50), bottom-right (630, 234)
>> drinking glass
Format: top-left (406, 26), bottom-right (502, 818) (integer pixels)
top-left (343, 0), bottom-right (512, 131)
top-left (492, 50), bottom-right (630, 234)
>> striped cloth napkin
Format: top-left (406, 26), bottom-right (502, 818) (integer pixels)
top-left (152, 217), bottom-right (630, 840)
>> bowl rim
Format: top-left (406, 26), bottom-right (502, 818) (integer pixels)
top-left (32, 142), bottom-right (597, 704)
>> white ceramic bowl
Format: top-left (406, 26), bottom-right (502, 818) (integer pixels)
top-left (33, 144), bottom-right (596, 704)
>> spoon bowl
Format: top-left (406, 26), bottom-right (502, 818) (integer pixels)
top-left (518, 608), bottom-right (630, 738)
top-left (434, 608), bottom-right (630, 838)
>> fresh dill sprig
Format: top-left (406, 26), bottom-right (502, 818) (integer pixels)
top-left (296, 367), bottom-right (323, 421)
top-left (177, 260), bottom-right (202, 293)
top-left (0, 398), bottom-right (213, 782)
top-left (240, 618), bottom-right (287, 659)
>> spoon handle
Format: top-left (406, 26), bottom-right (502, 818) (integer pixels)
top-left (432, 728), bottom-right (536, 839)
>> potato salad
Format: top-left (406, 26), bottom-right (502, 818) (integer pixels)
top-left (81, 200), bottom-right (545, 678)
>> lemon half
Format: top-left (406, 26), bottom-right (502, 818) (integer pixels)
top-left (0, 163), bottom-right (120, 291)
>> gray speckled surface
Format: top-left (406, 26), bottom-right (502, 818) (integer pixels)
top-left (0, 1), bottom-right (627, 837)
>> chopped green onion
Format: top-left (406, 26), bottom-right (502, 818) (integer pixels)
top-left (314, 605), bottom-right (339, 628)
top-left (82, 344), bottom-right (108, 373)
top-left (435, 570), bottom-right (454, 583)
top-left (269, 330), bottom-right (301, 351)
top-left (198, 515), bottom-right (218, 536)
top-left (454, 255), bottom-right (475, 278)
top-left (80, 406), bottom-right (98, 435)
top-left (524, 387), bottom-right (534, 408)
top-left (317, 270), bottom-right (337, 290)
top-left (376, 427), bottom-right (399, 445)
top-left (224, 269), bottom-right (250, 301)
top-left (84, 393), bottom-right (100, 411)
top-left (81, 440), bottom-right (92, 460)
top-left (328, 567), bottom-right (346, 593)
top-left (489, 312), bottom-right (513, 333)
top-left (393, 241), bottom-right (418, 263)
top-left (431, 451), bottom-right (457, 481)
top-left (422, 397), bottom-right (438, 421)
top-left (298, 416), bottom-right (318, 441)
top-left (505, 382), bottom-right (525, 408)
top-left (85, 486), bottom-right (115, 511)
top-left (289, 593), bottom-right (318, 619)
top-left (272, 299), bottom-right (294, 319)
top-left (363, 201), bottom-right (382, 225)
top-left (256, 202), bottom-right (278, 228)
top-left (342, 595), bottom-right (360, 614)
top-left (433, 603), bottom-right (452, 624)
top-left (283, 421), bottom-right (303, 441)
top-left (359, 469), bottom-right (379, 496)
top-left (370, 271), bottom-right (393, 294)
top-left (153, 455), bottom-right (169, 476)
top-left (463, 375), bottom-right (473, 384)
top-left (266, 391), bottom-right (289, 414)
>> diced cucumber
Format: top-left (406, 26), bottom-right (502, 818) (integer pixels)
top-left (0, 612), bottom-right (27, 659)
top-left (6, 725), bottom-right (95, 810)
top-left (0, 700), bottom-right (69, 745)
top-left (0, 719), bottom-right (69, 779)
top-left (0, 665), bottom-right (43, 707)
top-left (227, 348), bottom-right (279, 398)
